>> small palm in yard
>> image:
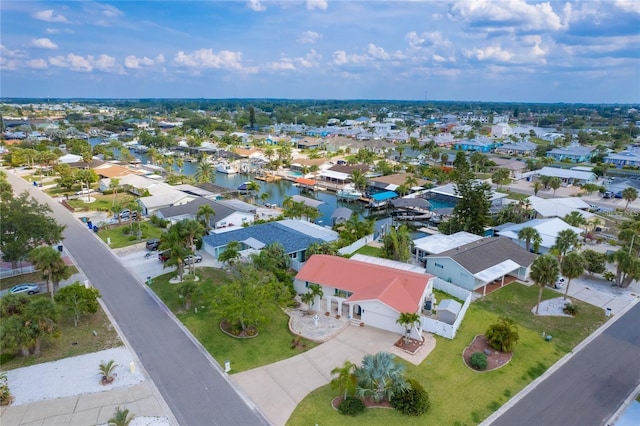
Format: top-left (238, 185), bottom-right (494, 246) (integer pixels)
top-left (396, 312), bottom-right (421, 345)
top-left (354, 352), bottom-right (409, 403)
top-left (330, 360), bottom-right (357, 399)
top-left (177, 279), bottom-right (201, 310)
top-left (108, 406), bottom-right (134, 426)
top-left (485, 317), bottom-right (520, 352)
top-left (530, 254), bottom-right (560, 315)
top-left (99, 360), bottom-right (117, 385)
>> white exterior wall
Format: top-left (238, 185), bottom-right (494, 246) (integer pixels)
top-left (359, 301), bottom-right (401, 334)
top-left (214, 211), bottom-right (254, 229)
top-left (426, 257), bottom-right (477, 291)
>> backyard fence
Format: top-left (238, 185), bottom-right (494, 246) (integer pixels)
top-left (0, 265), bottom-right (36, 279)
top-left (422, 278), bottom-right (473, 339)
top-left (337, 233), bottom-right (375, 256)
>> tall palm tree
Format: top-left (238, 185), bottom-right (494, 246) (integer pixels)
top-left (530, 254), bottom-right (560, 314)
top-left (396, 312), bottom-right (421, 344)
top-left (518, 227), bottom-right (541, 253)
top-left (178, 219), bottom-right (205, 275)
top-left (246, 181), bottom-right (260, 203)
top-left (194, 160), bottom-right (215, 184)
top-left (563, 211), bottom-right (587, 228)
top-left (24, 298), bottom-right (59, 355)
top-left (109, 177), bottom-right (121, 207)
top-left (147, 148), bottom-right (158, 165)
top-left (330, 360), bottom-right (357, 399)
top-left (549, 176), bottom-right (562, 197)
top-left (349, 169), bottom-right (368, 192)
top-left (622, 187), bottom-right (638, 210)
top-left (553, 229), bottom-right (580, 263)
top-left (175, 157), bottom-right (184, 174)
top-left (159, 225), bottom-right (190, 281)
top-left (561, 251), bottom-right (585, 300)
top-left (28, 246), bottom-right (71, 299)
top-left (354, 352), bottom-right (409, 403)
top-left (197, 204), bottom-right (215, 233)
top-left (177, 280), bottom-right (201, 310)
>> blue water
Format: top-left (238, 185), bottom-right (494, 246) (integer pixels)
top-left (428, 199), bottom-right (457, 210)
top-left (92, 138), bottom-right (369, 225)
top-left (288, 171), bottom-right (303, 177)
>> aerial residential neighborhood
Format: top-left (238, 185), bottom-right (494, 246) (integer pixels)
top-left (1, 1), bottom-right (639, 426)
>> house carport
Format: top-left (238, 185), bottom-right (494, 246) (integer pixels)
top-left (473, 259), bottom-right (520, 296)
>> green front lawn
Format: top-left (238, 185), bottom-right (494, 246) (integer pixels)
top-left (350, 244), bottom-right (382, 258)
top-left (287, 283), bottom-right (608, 425)
top-left (96, 222), bottom-right (166, 249)
top-left (150, 267), bottom-right (317, 373)
top-left (65, 193), bottom-right (117, 212)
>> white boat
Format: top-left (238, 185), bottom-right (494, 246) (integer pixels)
top-left (337, 184), bottom-right (362, 201)
top-left (216, 162), bottom-right (237, 174)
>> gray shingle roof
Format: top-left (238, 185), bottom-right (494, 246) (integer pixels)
top-left (155, 198), bottom-right (236, 222)
top-left (433, 237), bottom-right (536, 274)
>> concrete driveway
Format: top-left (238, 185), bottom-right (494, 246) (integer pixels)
top-left (231, 325), bottom-right (400, 426)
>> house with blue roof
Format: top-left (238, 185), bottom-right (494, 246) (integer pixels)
top-left (604, 149), bottom-right (640, 168)
top-left (202, 219), bottom-right (339, 270)
top-left (455, 138), bottom-right (500, 153)
top-left (546, 145), bottom-right (595, 163)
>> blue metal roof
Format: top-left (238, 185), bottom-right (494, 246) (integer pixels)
top-left (371, 191), bottom-right (398, 201)
top-left (203, 222), bottom-right (325, 255)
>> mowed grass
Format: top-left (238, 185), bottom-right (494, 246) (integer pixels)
top-left (150, 267), bottom-right (318, 373)
top-left (96, 222), bottom-right (166, 249)
top-left (0, 301), bottom-right (122, 370)
top-left (287, 283), bottom-right (608, 426)
top-left (350, 244), bottom-right (383, 258)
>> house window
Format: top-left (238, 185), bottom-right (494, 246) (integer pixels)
top-left (434, 262), bottom-right (444, 269)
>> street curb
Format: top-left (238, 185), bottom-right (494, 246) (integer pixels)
top-left (481, 296), bottom-right (640, 426)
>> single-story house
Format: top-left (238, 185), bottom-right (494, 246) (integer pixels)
top-left (604, 149), bottom-right (640, 169)
top-left (546, 145), bottom-right (595, 163)
top-left (455, 137), bottom-right (500, 153)
top-left (294, 254), bottom-right (434, 338)
top-left (496, 217), bottom-right (584, 254)
top-left (535, 166), bottom-right (597, 185)
top-left (425, 237), bottom-right (537, 294)
top-left (527, 196), bottom-right (594, 221)
top-left (202, 219), bottom-right (338, 270)
top-left (137, 184), bottom-right (196, 215)
top-left (368, 173), bottom-right (429, 192)
top-left (412, 231), bottom-right (484, 263)
top-left (487, 158), bottom-right (528, 178)
top-left (154, 197), bottom-right (255, 230)
top-left (494, 141), bottom-right (537, 157)
top-left (424, 182), bottom-right (509, 208)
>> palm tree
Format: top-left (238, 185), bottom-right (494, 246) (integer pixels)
top-left (197, 204), bottom-right (216, 233)
top-left (404, 175), bottom-right (419, 191)
top-left (177, 280), bottom-right (201, 310)
top-left (108, 406), bottom-right (134, 426)
top-left (109, 177), bottom-right (121, 207)
top-left (260, 192), bottom-right (269, 206)
top-left (563, 211), bottom-right (587, 228)
top-left (533, 181), bottom-right (541, 196)
top-left (24, 298), bottom-right (59, 355)
top-left (159, 226), bottom-right (190, 281)
top-left (178, 219), bottom-right (205, 275)
top-left (622, 187), bottom-right (638, 210)
top-left (330, 360), bottom-right (357, 399)
top-left (194, 160), bottom-right (215, 184)
top-left (147, 148), bottom-right (158, 165)
top-left (99, 360), bottom-right (117, 384)
top-left (246, 181), bottom-right (260, 203)
top-left (553, 229), bottom-right (580, 263)
top-left (218, 241), bottom-right (241, 267)
top-left (549, 177), bottom-right (562, 197)
top-left (530, 254), bottom-right (560, 314)
top-left (354, 352), bottom-right (409, 403)
top-left (349, 169), bottom-right (367, 192)
top-left (396, 312), bottom-right (421, 345)
top-left (561, 251), bottom-right (585, 300)
top-left (28, 246), bottom-right (72, 299)
top-left (176, 157), bottom-right (184, 174)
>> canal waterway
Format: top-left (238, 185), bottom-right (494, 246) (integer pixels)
top-left (91, 138), bottom-right (373, 226)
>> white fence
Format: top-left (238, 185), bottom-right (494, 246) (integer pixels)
top-left (0, 265), bottom-right (36, 279)
top-left (337, 234), bottom-right (375, 256)
top-left (422, 278), bottom-right (473, 339)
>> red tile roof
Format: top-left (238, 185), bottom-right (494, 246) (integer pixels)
top-left (296, 255), bottom-right (432, 313)
top-left (295, 177), bottom-right (317, 186)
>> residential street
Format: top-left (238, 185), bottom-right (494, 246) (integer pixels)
top-left (489, 302), bottom-right (640, 426)
top-left (4, 171), bottom-right (269, 426)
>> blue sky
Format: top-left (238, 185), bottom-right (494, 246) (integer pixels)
top-left (1, 0), bottom-right (639, 103)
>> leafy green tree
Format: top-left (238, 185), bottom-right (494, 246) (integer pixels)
top-left (582, 249), bottom-right (607, 276)
top-left (54, 163), bottom-right (76, 193)
top-left (491, 168), bottom-right (510, 190)
top-left (218, 241), bottom-right (242, 267)
top-left (54, 282), bottom-right (101, 327)
top-left (450, 153), bottom-right (492, 235)
top-left (28, 245), bottom-right (72, 299)
top-left (382, 225), bottom-right (413, 262)
top-left (561, 251), bottom-right (585, 300)
top-left (251, 242), bottom-right (294, 285)
top-left (530, 254), bottom-right (560, 314)
top-left (518, 227), bottom-right (542, 253)
top-left (549, 176), bottom-right (562, 197)
top-left (485, 317), bottom-right (520, 352)
top-left (0, 192), bottom-right (66, 268)
top-left (607, 249), bottom-right (640, 288)
top-left (330, 360), bottom-right (357, 399)
top-left (75, 169), bottom-right (99, 201)
top-left (177, 279), bottom-right (201, 310)
top-left (396, 312), bottom-right (420, 345)
top-left (354, 352), bottom-right (409, 403)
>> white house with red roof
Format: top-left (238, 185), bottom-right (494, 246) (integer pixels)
top-left (294, 255), bottom-right (435, 339)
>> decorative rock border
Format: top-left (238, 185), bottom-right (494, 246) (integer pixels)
top-left (219, 321), bottom-right (259, 339)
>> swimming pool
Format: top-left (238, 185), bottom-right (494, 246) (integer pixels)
top-left (428, 199), bottom-right (457, 210)
top-left (288, 171), bottom-right (303, 177)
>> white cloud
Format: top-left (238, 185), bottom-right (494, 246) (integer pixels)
top-left (463, 45), bottom-right (514, 62)
top-left (124, 55), bottom-right (156, 69)
top-left (48, 53), bottom-right (124, 73)
top-left (66, 54), bottom-right (93, 72)
top-left (155, 54), bottom-right (166, 64)
top-left (306, 0), bottom-right (328, 11)
top-left (449, 0), bottom-right (568, 32)
top-left (45, 28), bottom-right (74, 35)
top-left (31, 38), bottom-right (58, 50)
top-left (27, 59), bottom-right (48, 69)
top-left (0, 44), bottom-right (27, 58)
top-left (366, 44), bottom-right (390, 60)
top-left (331, 50), bottom-right (369, 66)
top-left (614, 0), bottom-right (640, 14)
top-left (247, 0), bottom-right (266, 12)
top-left (406, 31), bottom-right (450, 48)
top-left (299, 30), bottom-right (321, 44)
top-left (173, 49), bottom-right (252, 72)
top-left (94, 54), bottom-right (124, 73)
top-left (33, 10), bottom-right (68, 23)
top-left (100, 4), bottom-right (124, 18)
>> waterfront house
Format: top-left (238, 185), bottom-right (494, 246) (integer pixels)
top-left (496, 217), bottom-right (584, 254)
top-left (604, 149), bottom-right (640, 169)
top-left (535, 166), bottom-right (597, 185)
top-left (494, 140), bottom-right (538, 157)
top-left (455, 137), bottom-right (500, 153)
top-left (154, 197), bottom-right (255, 230)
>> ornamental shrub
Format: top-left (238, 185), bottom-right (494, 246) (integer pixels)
top-left (470, 352), bottom-right (488, 371)
top-left (485, 317), bottom-right (520, 352)
top-left (563, 303), bottom-right (578, 316)
top-left (390, 379), bottom-right (430, 416)
top-left (338, 397), bottom-right (365, 416)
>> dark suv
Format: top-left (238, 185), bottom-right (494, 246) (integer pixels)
top-left (145, 239), bottom-right (160, 251)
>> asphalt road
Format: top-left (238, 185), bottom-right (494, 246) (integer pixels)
top-left (491, 302), bottom-right (640, 426)
top-left (5, 172), bottom-right (269, 426)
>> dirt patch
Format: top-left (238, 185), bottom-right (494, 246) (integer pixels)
top-left (463, 335), bottom-right (512, 371)
top-left (393, 337), bottom-right (424, 355)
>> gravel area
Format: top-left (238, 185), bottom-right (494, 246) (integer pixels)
top-left (533, 297), bottom-right (574, 317)
top-left (5, 347), bottom-right (145, 405)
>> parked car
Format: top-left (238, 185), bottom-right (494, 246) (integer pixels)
top-left (75, 188), bottom-right (95, 195)
top-left (184, 254), bottom-right (203, 264)
top-left (119, 209), bottom-right (130, 219)
top-left (603, 191), bottom-right (614, 199)
top-left (9, 283), bottom-right (40, 295)
top-left (614, 191), bottom-right (623, 199)
top-left (145, 239), bottom-right (160, 251)
top-left (554, 277), bottom-right (566, 289)
top-left (158, 250), bottom-right (170, 262)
